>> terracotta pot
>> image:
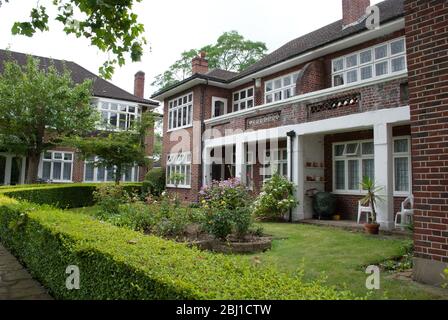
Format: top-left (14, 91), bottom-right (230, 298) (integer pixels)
top-left (364, 223), bottom-right (380, 235)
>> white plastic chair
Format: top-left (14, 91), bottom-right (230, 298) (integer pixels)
top-left (395, 195), bottom-right (414, 229)
top-left (358, 201), bottom-right (373, 224)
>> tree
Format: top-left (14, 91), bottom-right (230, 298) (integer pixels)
top-left (0, 0), bottom-right (146, 79)
top-left (152, 31), bottom-right (267, 90)
top-left (65, 112), bottom-right (154, 185)
top-left (0, 55), bottom-right (98, 183)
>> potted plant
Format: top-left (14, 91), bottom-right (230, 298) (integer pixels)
top-left (360, 176), bottom-right (383, 235)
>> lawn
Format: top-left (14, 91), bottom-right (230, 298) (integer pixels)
top-left (71, 206), bottom-right (447, 300)
top-left (246, 223), bottom-right (447, 300)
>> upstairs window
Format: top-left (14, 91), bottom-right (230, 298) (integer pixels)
top-left (233, 87), bottom-right (254, 112)
top-left (332, 37), bottom-right (407, 87)
top-left (100, 101), bottom-right (140, 131)
top-left (212, 97), bottom-right (227, 118)
top-left (265, 72), bottom-right (300, 104)
top-left (168, 93), bottom-right (193, 130)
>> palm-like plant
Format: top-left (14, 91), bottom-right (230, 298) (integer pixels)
top-left (359, 176), bottom-right (384, 224)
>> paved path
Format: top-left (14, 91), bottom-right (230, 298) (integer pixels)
top-left (0, 244), bottom-right (52, 300)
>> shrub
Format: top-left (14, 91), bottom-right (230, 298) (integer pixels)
top-left (199, 178), bottom-right (254, 239)
top-left (93, 184), bottom-right (126, 216)
top-left (1, 183), bottom-right (141, 209)
top-left (253, 174), bottom-right (297, 220)
top-left (142, 167), bottom-right (166, 197)
top-left (107, 202), bottom-right (155, 232)
top-left (0, 194), bottom-right (358, 300)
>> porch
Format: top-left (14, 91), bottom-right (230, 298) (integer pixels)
top-left (0, 153), bottom-right (26, 186)
top-left (203, 106), bottom-right (412, 230)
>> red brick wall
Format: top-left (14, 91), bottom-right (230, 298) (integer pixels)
top-left (342, 0), bottom-right (370, 27)
top-left (405, 0), bottom-right (448, 263)
top-left (296, 59), bottom-right (326, 95)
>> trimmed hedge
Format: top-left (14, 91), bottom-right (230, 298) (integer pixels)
top-left (0, 192), bottom-right (358, 300)
top-left (0, 183), bottom-right (142, 209)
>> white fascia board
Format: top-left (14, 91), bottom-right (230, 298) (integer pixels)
top-left (204, 106), bottom-right (410, 148)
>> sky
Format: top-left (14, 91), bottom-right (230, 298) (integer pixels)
top-left (0, 0), bottom-right (383, 100)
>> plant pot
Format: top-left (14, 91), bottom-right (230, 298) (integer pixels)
top-left (364, 223), bottom-right (380, 235)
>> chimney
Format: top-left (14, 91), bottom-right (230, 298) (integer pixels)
top-left (192, 51), bottom-right (209, 75)
top-left (134, 71), bottom-right (145, 98)
top-left (342, 0), bottom-right (370, 27)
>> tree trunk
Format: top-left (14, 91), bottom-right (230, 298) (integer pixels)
top-left (115, 165), bottom-right (122, 185)
top-left (26, 152), bottom-right (40, 184)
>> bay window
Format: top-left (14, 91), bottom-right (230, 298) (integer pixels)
top-left (265, 72), bottom-right (300, 104)
top-left (332, 37), bottom-right (407, 87)
top-left (233, 87), bottom-right (254, 112)
top-left (166, 152), bottom-right (192, 188)
top-left (168, 93), bottom-right (193, 130)
top-left (40, 151), bottom-right (73, 182)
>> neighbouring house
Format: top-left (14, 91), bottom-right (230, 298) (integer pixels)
top-left (0, 50), bottom-right (159, 185)
top-left (152, 0), bottom-right (448, 285)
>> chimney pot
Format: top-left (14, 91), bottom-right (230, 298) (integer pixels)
top-left (342, 0), bottom-right (370, 27)
top-left (134, 71), bottom-right (145, 98)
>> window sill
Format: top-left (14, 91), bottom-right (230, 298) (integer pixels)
top-left (167, 125), bottom-right (193, 133)
top-left (166, 185), bottom-right (191, 189)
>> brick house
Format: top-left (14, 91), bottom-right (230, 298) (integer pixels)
top-left (0, 50), bottom-right (159, 185)
top-left (152, 0), bottom-right (447, 285)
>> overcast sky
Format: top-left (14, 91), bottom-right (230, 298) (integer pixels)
top-left (0, 0), bottom-right (382, 100)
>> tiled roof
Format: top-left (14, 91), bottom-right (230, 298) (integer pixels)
top-left (205, 68), bottom-right (239, 81)
top-left (152, 0), bottom-right (404, 98)
top-left (0, 49), bottom-right (158, 106)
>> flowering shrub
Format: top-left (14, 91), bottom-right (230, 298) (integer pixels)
top-left (93, 184), bottom-right (126, 216)
top-left (199, 178), bottom-right (253, 240)
top-left (253, 173), bottom-right (297, 220)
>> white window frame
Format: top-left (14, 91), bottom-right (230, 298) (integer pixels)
top-left (233, 87), bottom-right (254, 112)
top-left (166, 152), bottom-right (192, 188)
top-left (261, 148), bottom-right (288, 182)
top-left (211, 97), bottom-right (228, 118)
top-left (333, 140), bottom-right (375, 194)
top-left (83, 156), bottom-right (140, 183)
top-left (97, 98), bottom-right (141, 131)
top-left (168, 92), bottom-right (193, 132)
top-left (39, 151), bottom-right (74, 183)
top-left (393, 136), bottom-right (412, 196)
top-left (265, 71), bottom-right (300, 104)
top-left (332, 37), bottom-right (407, 87)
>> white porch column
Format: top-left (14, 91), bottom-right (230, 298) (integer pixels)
top-left (288, 134), bottom-right (303, 221)
top-left (374, 123), bottom-right (394, 230)
top-left (4, 156), bottom-right (12, 185)
top-left (20, 157), bottom-right (26, 184)
top-left (202, 147), bottom-right (212, 187)
top-left (235, 141), bottom-right (246, 184)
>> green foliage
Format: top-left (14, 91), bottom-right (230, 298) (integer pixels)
top-left (253, 173), bottom-right (297, 220)
top-left (360, 176), bottom-right (384, 224)
top-left (105, 202), bottom-right (155, 232)
top-left (0, 183), bottom-right (141, 209)
top-left (0, 194), bottom-right (357, 300)
top-left (152, 31), bottom-right (268, 90)
top-left (93, 184), bottom-right (126, 216)
top-left (199, 178), bottom-right (253, 240)
top-left (4, 0), bottom-right (146, 79)
top-left (143, 167), bottom-right (166, 197)
top-left (64, 113), bottom-right (153, 184)
top-left (0, 56), bottom-right (98, 183)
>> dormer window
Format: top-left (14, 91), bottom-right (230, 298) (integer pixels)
top-left (265, 72), bottom-right (300, 104)
top-left (332, 37), bottom-right (407, 87)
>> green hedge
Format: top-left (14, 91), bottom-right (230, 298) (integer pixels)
top-left (0, 183), bottom-right (142, 209)
top-left (0, 194), bottom-right (357, 300)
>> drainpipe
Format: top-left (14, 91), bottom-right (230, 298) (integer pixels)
top-left (286, 130), bottom-right (296, 223)
top-left (199, 81), bottom-right (207, 193)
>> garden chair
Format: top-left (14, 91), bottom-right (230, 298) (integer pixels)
top-left (357, 201), bottom-right (373, 224)
top-left (395, 195), bottom-right (414, 230)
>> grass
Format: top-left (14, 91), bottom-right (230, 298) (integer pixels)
top-left (245, 223), bottom-right (448, 300)
top-left (70, 206), bottom-right (448, 300)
